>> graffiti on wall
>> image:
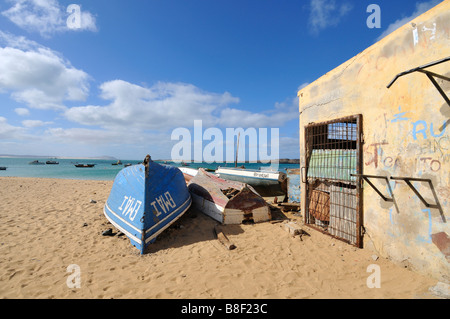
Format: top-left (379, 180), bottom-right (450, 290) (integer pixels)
top-left (364, 107), bottom-right (449, 172)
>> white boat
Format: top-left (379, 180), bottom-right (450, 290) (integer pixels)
top-left (215, 167), bottom-right (287, 196)
top-left (179, 167), bottom-right (198, 177)
top-left (188, 169), bottom-right (271, 225)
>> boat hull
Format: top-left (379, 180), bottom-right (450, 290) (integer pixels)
top-left (215, 167), bottom-right (287, 196)
top-left (179, 167), bottom-right (198, 183)
top-left (104, 157), bottom-right (192, 254)
top-left (188, 169), bottom-right (271, 225)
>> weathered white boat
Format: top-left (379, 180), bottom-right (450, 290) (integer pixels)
top-left (188, 168), bottom-right (271, 225)
top-left (215, 167), bottom-right (287, 196)
top-left (179, 167), bottom-right (198, 183)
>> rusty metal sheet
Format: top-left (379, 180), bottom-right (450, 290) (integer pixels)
top-left (308, 190), bottom-right (330, 222)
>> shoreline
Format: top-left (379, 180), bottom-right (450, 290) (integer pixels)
top-left (1, 156), bottom-right (300, 164)
top-left (0, 177), bottom-right (438, 299)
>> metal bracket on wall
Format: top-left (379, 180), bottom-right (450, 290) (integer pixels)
top-left (390, 176), bottom-right (446, 223)
top-left (352, 174), bottom-right (401, 215)
top-left (387, 56), bottom-right (450, 107)
top-left (352, 174), bottom-right (394, 202)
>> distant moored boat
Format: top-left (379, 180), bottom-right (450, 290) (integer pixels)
top-left (74, 164), bottom-right (96, 168)
top-left (29, 160), bottom-right (45, 165)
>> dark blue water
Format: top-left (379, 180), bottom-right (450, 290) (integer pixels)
top-left (0, 158), bottom-right (299, 181)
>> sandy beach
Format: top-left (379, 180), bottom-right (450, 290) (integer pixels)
top-left (0, 177), bottom-right (439, 299)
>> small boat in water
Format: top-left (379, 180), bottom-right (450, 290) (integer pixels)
top-left (188, 168), bottom-right (271, 225)
top-left (29, 160), bottom-right (45, 165)
top-left (104, 155), bottom-right (192, 254)
top-left (46, 160), bottom-right (59, 165)
top-left (0, 167), bottom-right (6, 171)
top-left (74, 164), bottom-right (96, 168)
top-left (215, 167), bottom-right (287, 196)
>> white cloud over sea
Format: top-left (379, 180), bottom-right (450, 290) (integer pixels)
top-left (0, 32), bottom-right (299, 159)
top-left (64, 80), bottom-right (298, 130)
top-left (0, 31), bottom-right (90, 111)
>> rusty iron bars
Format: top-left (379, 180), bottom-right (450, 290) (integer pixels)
top-left (387, 56), bottom-right (450, 107)
top-left (303, 115), bottom-right (363, 248)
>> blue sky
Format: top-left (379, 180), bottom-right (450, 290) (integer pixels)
top-left (0, 0), bottom-right (443, 160)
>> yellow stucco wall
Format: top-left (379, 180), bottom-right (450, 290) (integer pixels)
top-left (298, 1), bottom-right (449, 281)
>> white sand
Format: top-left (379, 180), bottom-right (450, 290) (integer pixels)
top-left (0, 177), bottom-right (438, 299)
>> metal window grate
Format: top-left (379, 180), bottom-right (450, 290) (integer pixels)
top-left (307, 120), bottom-right (358, 183)
top-left (304, 115), bottom-right (362, 247)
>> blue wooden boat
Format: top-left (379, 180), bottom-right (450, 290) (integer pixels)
top-left (104, 155), bottom-right (192, 254)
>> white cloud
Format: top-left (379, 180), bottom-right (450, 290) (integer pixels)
top-left (0, 30), bottom-right (43, 51)
top-left (65, 79), bottom-right (299, 131)
top-left (0, 30), bottom-right (298, 158)
top-left (308, 0), bottom-right (353, 34)
top-left (65, 80), bottom-right (240, 130)
top-left (376, 0), bottom-right (442, 41)
top-left (22, 119), bottom-right (53, 128)
top-left (2, 0), bottom-right (97, 37)
top-left (14, 107), bottom-right (30, 116)
top-left (45, 127), bottom-right (169, 146)
top-left (218, 97), bottom-right (298, 128)
top-left (0, 32), bottom-right (90, 110)
top-left (0, 116), bottom-right (25, 138)
top-left (46, 127), bottom-right (128, 145)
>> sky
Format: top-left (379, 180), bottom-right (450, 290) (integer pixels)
top-left (0, 0), bottom-right (444, 161)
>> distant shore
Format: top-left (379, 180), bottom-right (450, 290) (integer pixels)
top-left (0, 155), bottom-right (300, 164)
top-left (159, 159), bottom-right (301, 164)
top-left (0, 155), bottom-right (118, 160)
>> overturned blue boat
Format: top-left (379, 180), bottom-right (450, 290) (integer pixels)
top-left (104, 155), bottom-right (192, 254)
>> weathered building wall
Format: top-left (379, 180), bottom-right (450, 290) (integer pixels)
top-left (298, 1), bottom-right (449, 282)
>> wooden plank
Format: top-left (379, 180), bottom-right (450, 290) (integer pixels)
top-left (279, 202), bottom-right (301, 207)
top-left (214, 225), bottom-right (236, 250)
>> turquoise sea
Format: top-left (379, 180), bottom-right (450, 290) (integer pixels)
top-left (0, 157), bottom-right (299, 181)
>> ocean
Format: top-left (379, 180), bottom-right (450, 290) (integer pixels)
top-left (0, 157), bottom-right (300, 181)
